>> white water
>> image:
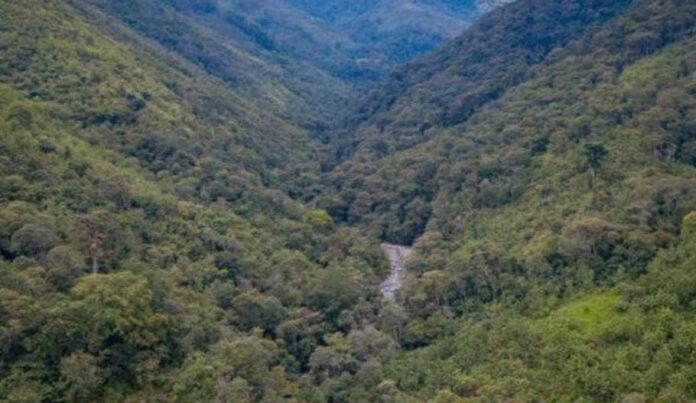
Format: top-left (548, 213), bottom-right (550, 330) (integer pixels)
top-left (379, 243), bottom-right (413, 300)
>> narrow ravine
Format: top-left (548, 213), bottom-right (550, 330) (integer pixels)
top-left (380, 243), bottom-right (413, 300)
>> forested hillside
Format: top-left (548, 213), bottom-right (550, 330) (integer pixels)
top-left (76, 0), bottom-right (355, 130)
top-left (133, 0), bottom-right (492, 88)
top-left (332, 0), bottom-right (633, 162)
top-left (327, 0), bottom-right (694, 243)
top-left (320, 0), bottom-right (696, 398)
top-left (2, 0), bottom-right (696, 401)
top-left (0, 1), bottom-right (384, 400)
top-left (281, 0), bottom-right (482, 70)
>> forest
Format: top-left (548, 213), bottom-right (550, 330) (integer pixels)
top-left (1, 0), bottom-right (695, 401)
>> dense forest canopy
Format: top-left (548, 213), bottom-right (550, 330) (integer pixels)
top-left (1, 0), bottom-right (696, 402)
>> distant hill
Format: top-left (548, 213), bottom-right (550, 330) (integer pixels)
top-left (129, 0), bottom-right (509, 87)
top-left (285, 0), bottom-right (479, 69)
top-left (79, 0), bottom-right (355, 129)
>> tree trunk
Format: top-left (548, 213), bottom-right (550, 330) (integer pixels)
top-left (588, 167), bottom-right (595, 189)
top-left (90, 242), bottom-right (99, 274)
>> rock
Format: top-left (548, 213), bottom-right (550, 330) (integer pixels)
top-left (379, 243), bottom-right (413, 300)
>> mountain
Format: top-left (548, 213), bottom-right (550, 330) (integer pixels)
top-left (284, 0), bottom-right (478, 69)
top-left (78, 0), bottom-right (355, 130)
top-left (0, 1), bottom-right (384, 400)
top-left (332, 0), bottom-right (632, 162)
top-left (321, 0), bottom-right (696, 397)
top-left (148, 0), bottom-right (498, 86)
top-left (79, 0), bottom-right (506, 127)
top-left (475, 0), bottom-right (515, 13)
top-left (2, 0), bottom-right (696, 401)
top-left (326, 0), bottom-right (694, 243)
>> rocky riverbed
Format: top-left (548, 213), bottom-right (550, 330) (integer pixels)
top-left (379, 243), bottom-right (413, 300)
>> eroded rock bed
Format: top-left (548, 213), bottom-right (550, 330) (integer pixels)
top-left (380, 243), bottom-right (413, 300)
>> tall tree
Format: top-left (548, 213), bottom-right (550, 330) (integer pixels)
top-left (584, 142), bottom-right (608, 188)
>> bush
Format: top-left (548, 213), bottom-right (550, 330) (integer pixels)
top-left (10, 224), bottom-right (59, 258)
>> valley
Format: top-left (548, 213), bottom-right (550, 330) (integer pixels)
top-left (1, 0), bottom-right (696, 401)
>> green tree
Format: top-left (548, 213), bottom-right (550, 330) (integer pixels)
top-left (378, 303), bottom-right (408, 344)
top-left (231, 290), bottom-right (286, 333)
top-left (309, 333), bottom-right (357, 382)
top-left (10, 224), bottom-right (59, 258)
top-left (682, 212), bottom-right (696, 239)
top-left (303, 208), bottom-right (334, 229)
top-left (77, 210), bottom-right (117, 274)
top-left (59, 352), bottom-right (103, 402)
top-left (307, 266), bottom-right (364, 321)
top-left (38, 271), bottom-right (175, 386)
top-left (216, 377), bottom-right (253, 403)
top-left (584, 142), bottom-right (608, 187)
top-left (212, 335), bottom-right (295, 401)
top-left (44, 246), bottom-right (85, 290)
top-left (348, 326), bottom-right (395, 362)
top-left (171, 354), bottom-right (217, 402)
top-left (66, 271), bottom-right (170, 349)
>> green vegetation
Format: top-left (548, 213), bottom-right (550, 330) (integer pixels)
top-left (545, 291), bottom-right (621, 335)
top-left (383, 230), bottom-right (696, 402)
top-left (282, 0), bottom-right (483, 72)
top-left (0, 1), bottom-right (383, 400)
top-left (1, 0), bottom-right (696, 401)
top-left (320, 0), bottom-right (696, 399)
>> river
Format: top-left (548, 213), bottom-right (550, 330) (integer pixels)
top-left (379, 243), bottom-right (413, 300)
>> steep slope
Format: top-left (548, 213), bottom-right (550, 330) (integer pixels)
top-left (187, 0), bottom-right (367, 82)
top-left (318, 0), bottom-right (696, 400)
top-left (78, 0), bottom-right (355, 130)
top-left (326, 0), bottom-right (695, 243)
top-left (80, 0), bottom-right (510, 129)
top-left (386, 0), bottom-right (696, 318)
top-left (0, 1), bottom-right (384, 400)
top-left (283, 0), bottom-right (484, 71)
top-left (134, 0), bottom-right (511, 91)
top-left (332, 0), bottom-right (633, 162)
